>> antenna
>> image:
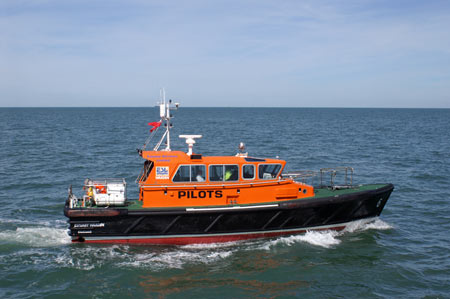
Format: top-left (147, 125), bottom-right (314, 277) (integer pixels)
top-left (153, 88), bottom-right (179, 151)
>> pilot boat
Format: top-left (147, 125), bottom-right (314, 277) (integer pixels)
top-left (64, 92), bottom-right (394, 244)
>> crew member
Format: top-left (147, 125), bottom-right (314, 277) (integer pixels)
top-left (196, 169), bottom-right (205, 182)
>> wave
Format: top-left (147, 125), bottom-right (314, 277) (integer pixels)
top-left (181, 241), bottom-right (241, 250)
top-left (343, 218), bottom-right (393, 233)
top-left (266, 230), bottom-right (342, 249)
top-left (0, 217), bottom-right (67, 226)
top-left (120, 249), bottom-right (234, 270)
top-left (0, 217), bottom-right (71, 247)
top-left (255, 218), bottom-right (392, 250)
top-left (0, 227), bottom-right (71, 247)
top-left (50, 244), bottom-right (235, 271)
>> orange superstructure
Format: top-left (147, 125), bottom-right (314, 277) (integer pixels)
top-left (137, 150), bottom-right (314, 208)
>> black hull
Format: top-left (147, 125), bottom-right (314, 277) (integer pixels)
top-left (65, 184), bottom-right (394, 244)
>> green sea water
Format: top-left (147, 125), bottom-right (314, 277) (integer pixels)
top-left (0, 107), bottom-right (449, 298)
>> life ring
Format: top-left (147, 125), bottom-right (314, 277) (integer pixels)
top-left (95, 185), bottom-right (107, 194)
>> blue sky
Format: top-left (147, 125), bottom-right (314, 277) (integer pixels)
top-left (1, 0), bottom-right (449, 107)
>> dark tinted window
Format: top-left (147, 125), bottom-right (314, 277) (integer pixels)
top-left (173, 165), bottom-right (190, 182)
top-left (173, 165), bottom-right (206, 182)
top-left (209, 165), bottom-right (239, 182)
top-left (242, 164), bottom-right (255, 179)
top-left (225, 165), bottom-right (239, 181)
top-left (209, 165), bottom-right (223, 181)
top-left (258, 164), bottom-right (282, 179)
top-left (141, 160), bottom-right (154, 182)
top-left (192, 165), bottom-right (206, 182)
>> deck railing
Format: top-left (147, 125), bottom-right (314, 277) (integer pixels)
top-left (281, 170), bottom-right (318, 186)
top-left (319, 167), bottom-right (354, 188)
top-left (282, 166), bottom-right (354, 189)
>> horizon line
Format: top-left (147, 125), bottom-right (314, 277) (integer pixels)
top-left (0, 106), bottom-right (449, 109)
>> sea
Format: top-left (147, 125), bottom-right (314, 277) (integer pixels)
top-left (0, 107), bottom-right (449, 298)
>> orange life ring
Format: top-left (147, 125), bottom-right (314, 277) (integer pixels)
top-left (95, 185), bottom-right (107, 194)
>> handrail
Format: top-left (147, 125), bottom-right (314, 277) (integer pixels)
top-left (319, 167), bottom-right (353, 188)
top-left (281, 170), bottom-right (318, 185)
top-left (135, 167), bottom-right (145, 184)
top-left (84, 178), bottom-right (126, 187)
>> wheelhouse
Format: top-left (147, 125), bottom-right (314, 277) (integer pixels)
top-left (136, 150), bottom-right (314, 208)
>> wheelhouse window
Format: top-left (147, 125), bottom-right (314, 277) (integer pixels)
top-left (140, 160), bottom-right (154, 182)
top-left (209, 165), bottom-right (239, 182)
top-left (192, 165), bottom-right (206, 182)
top-left (209, 165), bottom-right (223, 181)
top-left (258, 164), bottom-right (282, 180)
top-left (242, 164), bottom-right (255, 179)
top-left (173, 165), bottom-right (206, 182)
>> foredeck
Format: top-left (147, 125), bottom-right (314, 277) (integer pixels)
top-left (313, 184), bottom-right (390, 197)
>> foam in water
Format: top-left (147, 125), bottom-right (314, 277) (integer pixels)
top-left (343, 218), bottom-right (393, 233)
top-left (54, 252), bottom-right (96, 271)
top-left (0, 217), bottom-right (52, 225)
top-left (0, 227), bottom-right (71, 247)
top-left (52, 243), bottom-right (237, 271)
top-left (181, 241), bottom-right (241, 249)
top-left (0, 218), bottom-right (71, 247)
top-left (54, 245), bottom-right (131, 270)
top-left (117, 246), bottom-right (235, 270)
top-left (255, 230), bottom-right (341, 250)
top-left (255, 218), bottom-right (393, 250)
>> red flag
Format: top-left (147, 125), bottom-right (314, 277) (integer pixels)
top-left (148, 121), bottom-right (162, 132)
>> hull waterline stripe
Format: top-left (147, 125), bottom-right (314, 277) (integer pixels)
top-left (185, 204), bottom-right (278, 212)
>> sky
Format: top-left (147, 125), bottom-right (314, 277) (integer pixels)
top-left (1, 0), bottom-right (449, 108)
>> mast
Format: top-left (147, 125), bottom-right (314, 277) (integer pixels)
top-left (154, 89), bottom-right (179, 151)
